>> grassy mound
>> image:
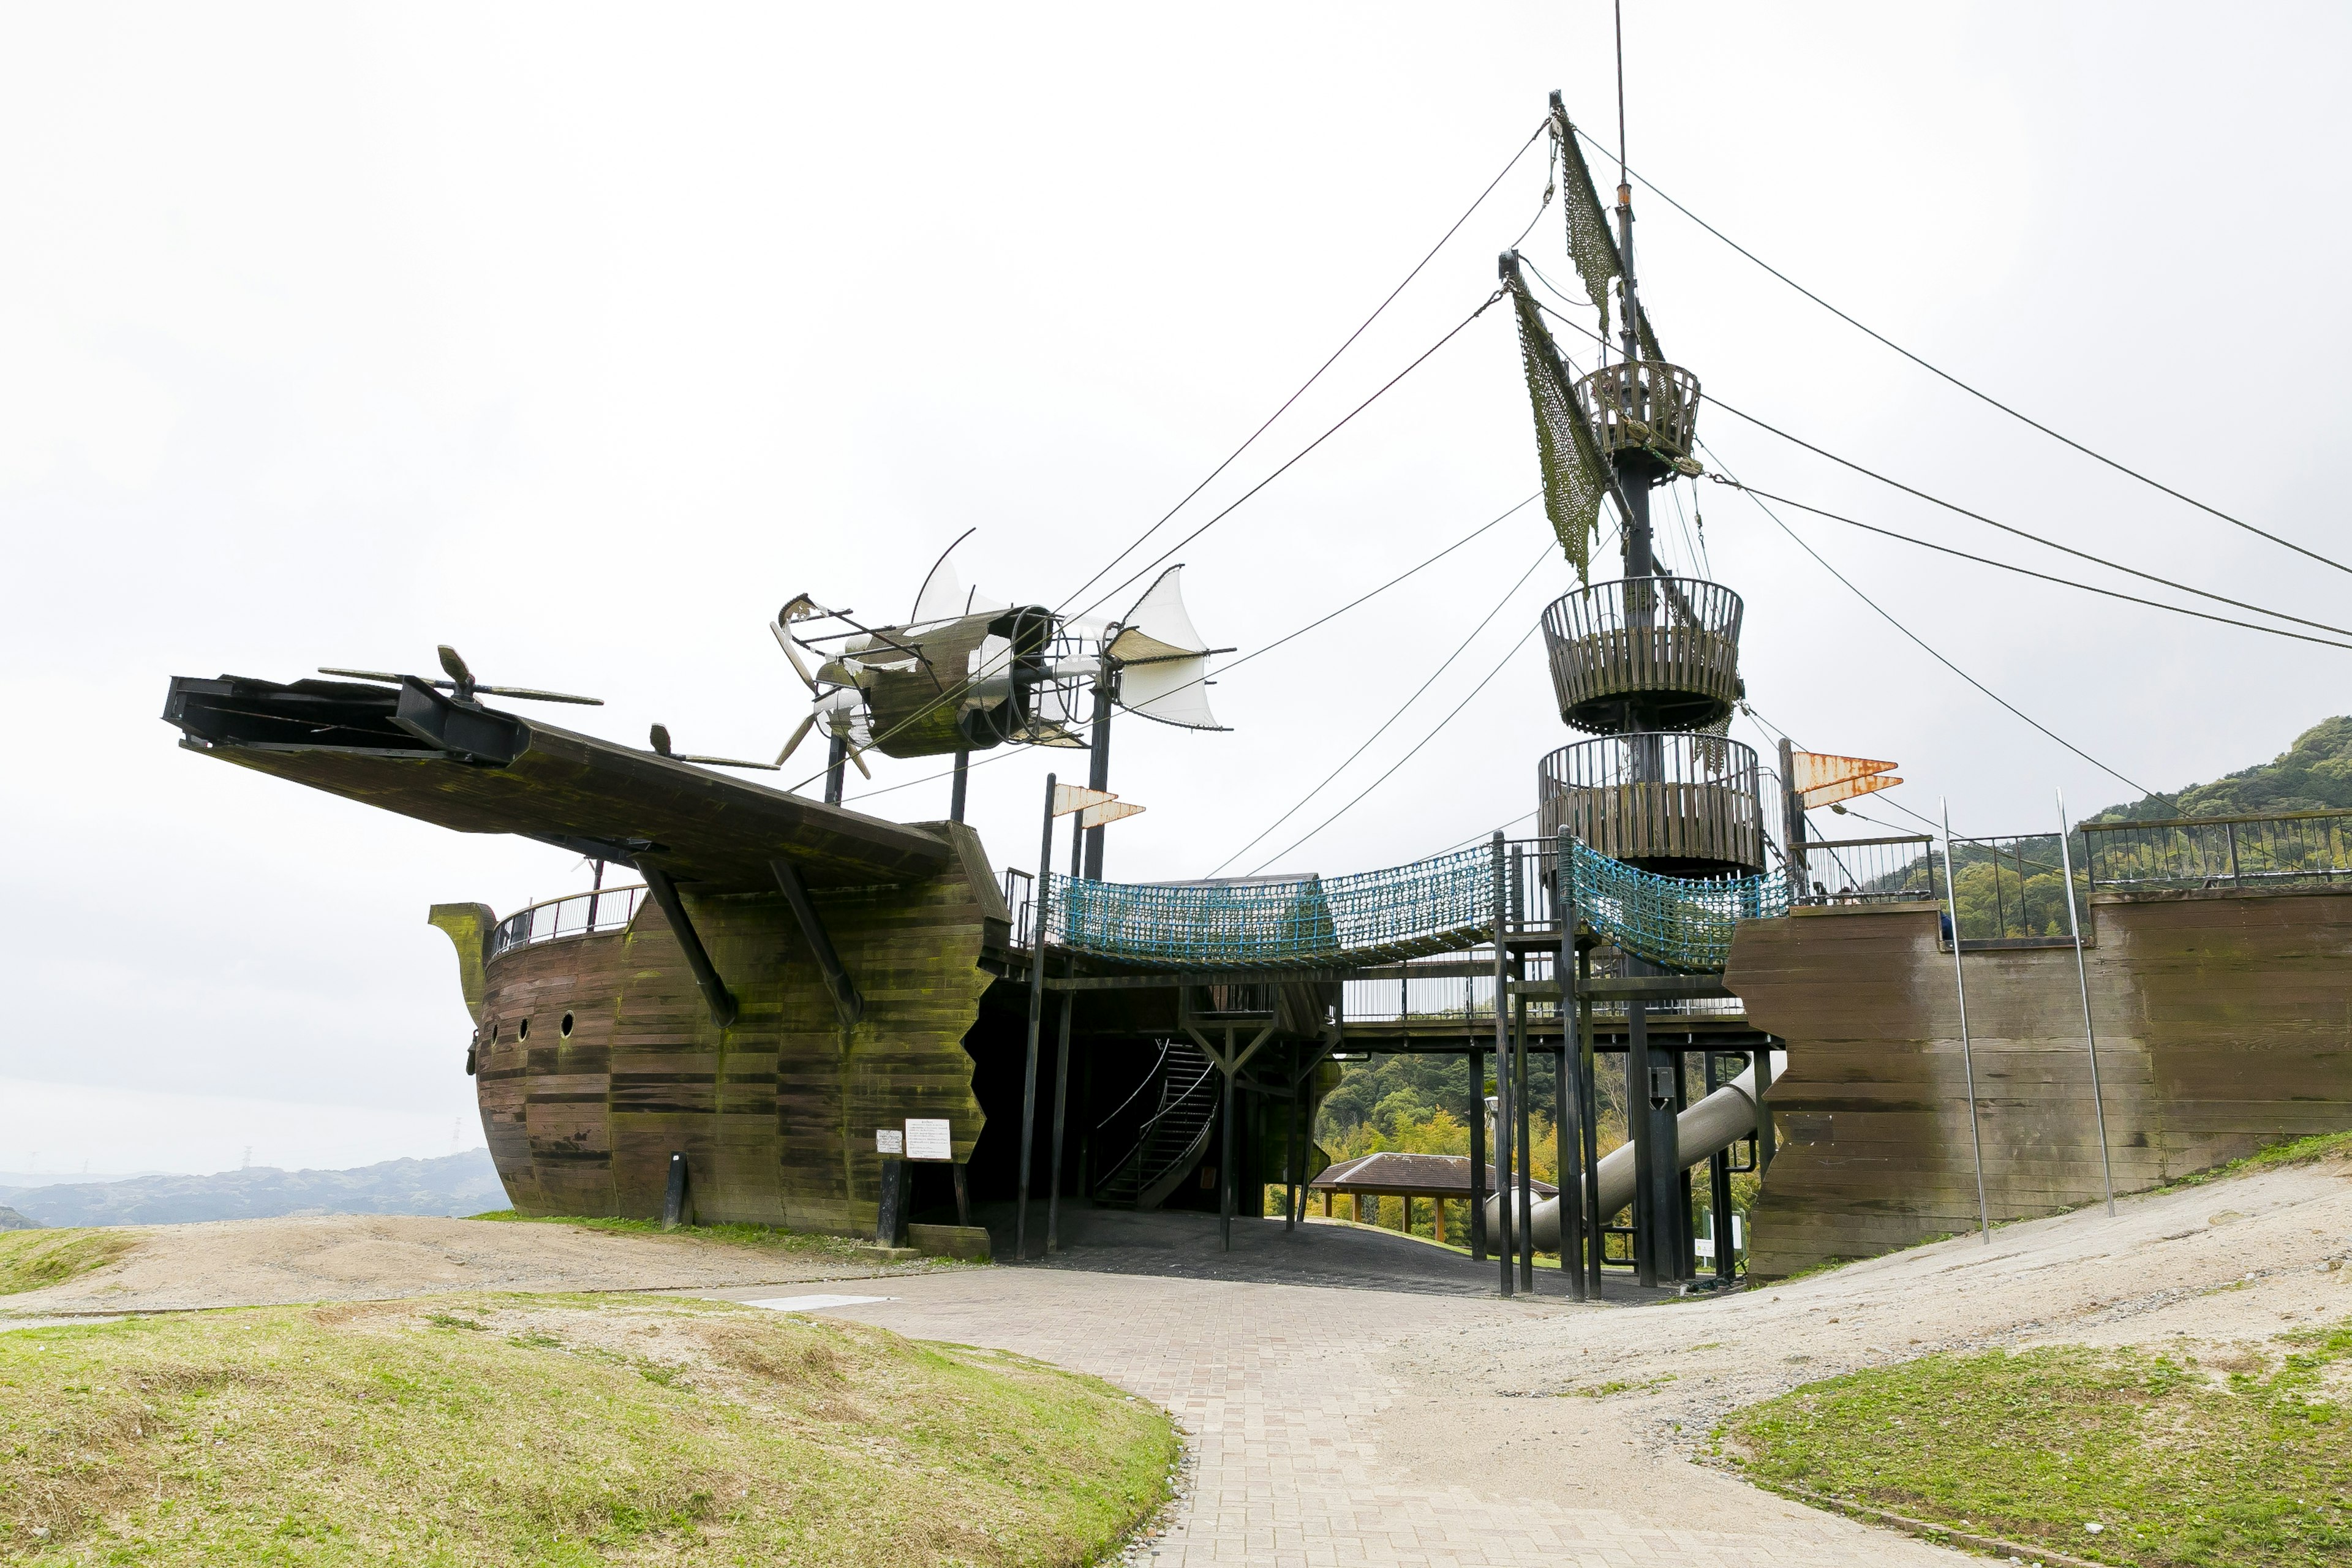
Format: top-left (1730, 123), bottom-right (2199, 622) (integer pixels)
top-left (0, 1230), bottom-right (136, 1297)
top-left (0, 1293), bottom-right (1175, 1565)
top-left (1719, 1325), bottom-right (2352, 1567)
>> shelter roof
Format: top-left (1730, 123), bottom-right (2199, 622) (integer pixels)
top-left (1310, 1152), bottom-right (1556, 1198)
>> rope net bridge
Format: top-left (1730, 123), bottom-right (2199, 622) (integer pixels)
top-left (1047, 839), bottom-right (1785, 975)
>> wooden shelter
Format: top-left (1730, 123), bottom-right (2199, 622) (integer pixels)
top-left (1310, 1152), bottom-right (1555, 1245)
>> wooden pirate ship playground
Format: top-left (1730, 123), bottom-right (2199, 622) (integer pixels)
top-left (162, 88), bottom-right (2352, 1291)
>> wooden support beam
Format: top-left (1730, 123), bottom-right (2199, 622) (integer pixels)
top-left (639, 865), bottom-right (737, 1027)
top-left (769, 859), bottom-right (862, 1030)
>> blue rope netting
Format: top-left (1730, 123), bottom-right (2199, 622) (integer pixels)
top-left (1563, 840), bottom-right (1786, 974)
top-left (1047, 840), bottom-right (1785, 973)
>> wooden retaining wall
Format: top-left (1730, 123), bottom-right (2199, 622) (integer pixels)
top-left (1725, 884), bottom-right (2352, 1279)
top-left (463, 823), bottom-right (1002, 1234)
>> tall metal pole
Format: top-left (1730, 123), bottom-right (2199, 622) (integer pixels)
top-left (1046, 960), bottom-right (1073, 1254)
top-left (1555, 827), bottom-right (1586, 1300)
top-left (1515, 967), bottom-right (1534, 1292)
top-left (1939, 798), bottom-right (1992, 1245)
top-left (2057, 788), bottom-right (2116, 1217)
top-left (824, 733), bottom-right (848, 807)
top-left (1580, 944), bottom-right (1603, 1298)
top-left (1082, 662), bottom-right (1114, 881)
top-left (1778, 737), bottom-right (1807, 903)
top-left (1219, 1025), bottom-right (1236, 1252)
top-left (1491, 831), bottom-right (1515, 1296)
top-left (1015, 772), bottom-right (1056, 1262)
top-left (1468, 1044), bottom-right (1487, 1261)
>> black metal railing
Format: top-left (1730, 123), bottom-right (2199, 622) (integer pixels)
top-left (1789, 834), bottom-right (1940, 907)
top-left (2084, 808), bottom-right (2352, 891)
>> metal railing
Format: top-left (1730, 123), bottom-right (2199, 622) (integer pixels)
top-left (1540, 576), bottom-right (1743, 734)
top-left (489, 884), bottom-right (646, 959)
top-left (1940, 834), bottom-right (2086, 941)
top-left (1537, 731), bottom-right (1766, 873)
top-left (1790, 834), bottom-right (1940, 907)
top-left (2084, 808), bottom-right (2352, 892)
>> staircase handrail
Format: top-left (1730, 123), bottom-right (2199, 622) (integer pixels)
top-left (1095, 1051), bottom-right (1219, 1194)
top-left (1091, 1039), bottom-right (1175, 1137)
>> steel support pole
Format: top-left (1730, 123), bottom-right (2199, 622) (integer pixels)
top-left (1046, 959), bottom-right (1074, 1254)
top-left (1555, 828), bottom-right (1586, 1299)
top-left (1219, 1025), bottom-right (1236, 1252)
top-left (1083, 671), bottom-right (1114, 881)
top-left (1015, 772), bottom-right (1056, 1262)
top-left (1706, 1051), bottom-right (1736, 1283)
top-left (1468, 1045), bottom-right (1488, 1261)
top-left (1491, 832), bottom-right (1514, 1296)
top-left (1940, 799), bottom-right (1993, 1245)
top-left (1778, 737), bottom-right (1806, 904)
top-left (824, 733), bottom-right (847, 807)
top-left (1581, 946), bottom-right (1604, 1298)
top-left (1283, 1044), bottom-right (1298, 1234)
top-left (1629, 1003), bottom-right (1655, 1287)
top-left (949, 748), bottom-right (970, 823)
top-left (1515, 971), bottom-right (1534, 1292)
top-left (2057, 788), bottom-right (2116, 1217)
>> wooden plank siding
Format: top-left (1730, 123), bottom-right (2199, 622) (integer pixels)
top-left (1725, 886), bottom-right (2352, 1280)
top-left (467, 822), bottom-right (997, 1234)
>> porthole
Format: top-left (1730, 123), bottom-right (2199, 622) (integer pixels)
top-left (519, 1017), bottom-right (531, 1041)
top-left (560, 1012), bottom-right (575, 1038)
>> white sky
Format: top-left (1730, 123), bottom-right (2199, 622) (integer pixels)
top-left (5, 4), bottom-right (2346, 1175)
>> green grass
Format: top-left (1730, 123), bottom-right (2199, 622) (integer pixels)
top-left (0, 1292), bottom-right (1174, 1566)
top-left (2156, 1127), bottom-right (2352, 1193)
top-left (0, 1230), bottom-right (137, 1297)
top-left (1718, 1322), bottom-right (2352, 1567)
top-left (467, 1210), bottom-right (938, 1266)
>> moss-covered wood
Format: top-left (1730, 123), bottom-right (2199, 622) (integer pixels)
top-left (1725, 886), bottom-right (2352, 1278)
top-left (473, 823), bottom-right (997, 1234)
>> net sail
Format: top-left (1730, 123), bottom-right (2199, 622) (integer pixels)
top-left (1508, 279), bottom-right (1613, 581)
top-left (1553, 110), bottom-right (1665, 364)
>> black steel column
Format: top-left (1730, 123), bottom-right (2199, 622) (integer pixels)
top-left (1468, 1045), bottom-right (1488, 1261)
top-left (1014, 772), bottom-right (1056, 1262)
top-left (1283, 1043), bottom-right (1298, 1234)
top-left (1219, 1026), bottom-right (1236, 1252)
top-left (1046, 964), bottom-right (1074, 1254)
top-left (1555, 828), bottom-right (1586, 1298)
top-left (1675, 1042), bottom-right (1695, 1282)
top-left (949, 748), bottom-right (970, 823)
top-left (1580, 947), bottom-right (1603, 1298)
top-left (1491, 833), bottom-right (1514, 1297)
top-left (1629, 1004), bottom-right (1654, 1287)
top-left (1706, 1051), bottom-right (1736, 1283)
top-left (1082, 672), bottom-right (1114, 880)
top-left (824, 733), bottom-right (848, 807)
top-left (1514, 966), bottom-right (1534, 1293)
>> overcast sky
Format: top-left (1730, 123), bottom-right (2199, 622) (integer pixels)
top-left (5, 4), bottom-right (2345, 1175)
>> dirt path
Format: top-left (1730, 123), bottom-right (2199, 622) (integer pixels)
top-left (0, 1215), bottom-right (949, 1316)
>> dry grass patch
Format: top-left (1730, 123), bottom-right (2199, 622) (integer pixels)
top-left (0, 1231), bottom-right (137, 1298)
top-left (0, 1292), bottom-right (1175, 1565)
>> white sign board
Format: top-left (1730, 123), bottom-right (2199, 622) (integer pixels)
top-left (903, 1118), bottom-right (953, 1162)
top-left (875, 1128), bottom-right (903, 1156)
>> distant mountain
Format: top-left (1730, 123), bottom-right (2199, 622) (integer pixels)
top-left (2093, 716), bottom-right (2352, 821)
top-left (0, 1150), bottom-right (506, 1228)
top-left (0, 1207), bottom-right (37, 1231)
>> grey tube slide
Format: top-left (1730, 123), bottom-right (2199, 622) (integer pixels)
top-left (1483, 1050), bottom-right (1785, 1253)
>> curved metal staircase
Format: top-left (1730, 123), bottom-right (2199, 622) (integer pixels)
top-left (1091, 1037), bottom-right (1219, 1211)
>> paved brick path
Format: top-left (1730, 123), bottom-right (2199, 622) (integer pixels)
top-left (710, 1219), bottom-right (1964, 1566)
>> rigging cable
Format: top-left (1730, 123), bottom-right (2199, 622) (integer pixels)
top-left (1567, 123), bottom-right (2352, 580)
top-left (1248, 619), bottom-right (1547, 875)
top-left (1520, 284), bottom-right (2352, 643)
top-left (1210, 537), bottom-right (1556, 875)
top-left (783, 290), bottom-right (1507, 794)
top-left (835, 493), bottom-right (1542, 808)
top-left (1698, 436), bottom-right (2174, 806)
top-left (1713, 478), bottom-right (2352, 651)
top-left (1058, 121), bottom-right (1549, 612)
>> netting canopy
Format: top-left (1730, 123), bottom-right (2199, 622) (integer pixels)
top-left (1553, 112), bottom-right (1665, 366)
top-left (1047, 840), bottom-right (1785, 974)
